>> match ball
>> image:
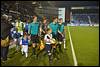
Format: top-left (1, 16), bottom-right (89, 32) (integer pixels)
top-left (51, 38), bottom-right (56, 44)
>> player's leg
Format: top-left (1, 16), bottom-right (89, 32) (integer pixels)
top-left (31, 35), bottom-right (35, 55)
top-left (35, 35), bottom-right (40, 59)
top-left (45, 44), bottom-right (52, 63)
top-left (48, 45), bottom-right (52, 63)
top-left (16, 33), bottom-right (21, 52)
top-left (16, 38), bottom-right (19, 52)
top-left (32, 43), bottom-right (36, 55)
top-left (21, 45), bottom-right (24, 55)
top-left (24, 45), bottom-right (28, 58)
top-left (58, 42), bottom-right (63, 52)
top-left (52, 34), bottom-right (57, 54)
top-left (57, 32), bottom-right (63, 53)
top-left (52, 34), bottom-right (60, 60)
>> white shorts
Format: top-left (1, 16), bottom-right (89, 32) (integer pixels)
top-left (21, 45), bottom-right (28, 53)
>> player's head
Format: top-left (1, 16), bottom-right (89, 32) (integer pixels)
top-left (33, 15), bottom-right (37, 22)
top-left (25, 18), bottom-right (29, 23)
top-left (59, 18), bottom-right (63, 23)
top-left (52, 16), bottom-right (58, 23)
top-left (42, 16), bottom-right (47, 23)
top-left (46, 28), bottom-right (52, 34)
top-left (23, 32), bottom-right (28, 38)
top-left (1, 14), bottom-right (8, 22)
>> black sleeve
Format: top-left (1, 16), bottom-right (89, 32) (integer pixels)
top-left (1, 22), bottom-right (14, 39)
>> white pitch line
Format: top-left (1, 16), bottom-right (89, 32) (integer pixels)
top-left (67, 26), bottom-right (78, 66)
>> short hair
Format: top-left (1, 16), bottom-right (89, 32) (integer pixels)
top-left (59, 18), bottom-right (63, 21)
top-left (1, 14), bottom-right (8, 20)
top-left (23, 32), bottom-right (28, 36)
top-left (52, 16), bottom-right (58, 21)
top-left (43, 16), bottom-right (46, 20)
top-left (42, 16), bottom-right (47, 22)
top-left (33, 15), bottom-right (37, 19)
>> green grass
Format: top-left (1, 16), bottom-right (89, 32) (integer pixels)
top-left (1, 45), bottom-right (73, 66)
top-left (1, 26), bottom-right (73, 66)
top-left (69, 26), bottom-right (99, 66)
top-left (1, 26), bottom-right (99, 66)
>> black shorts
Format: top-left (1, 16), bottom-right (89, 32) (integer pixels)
top-left (31, 35), bottom-right (39, 43)
top-left (45, 44), bottom-right (52, 52)
top-left (41, 31), bottom-right (46, 40)
top-left (57, 32), bottom-right (64, 41)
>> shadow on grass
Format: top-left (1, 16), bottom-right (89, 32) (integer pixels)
top-left (78, 62), bottom-right (84, 66)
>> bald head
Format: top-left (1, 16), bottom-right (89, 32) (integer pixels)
top-left (1, 14), bottom-right (8, 21)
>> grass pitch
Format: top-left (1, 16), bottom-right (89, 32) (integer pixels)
top-left (1, 26), bottom-right (99, 66)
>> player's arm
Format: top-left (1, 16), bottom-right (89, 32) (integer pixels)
top-left (20, 39), bottom-right (22, 48)
top-left (62, 24), bottom-right (65, 35)
top-left (63, 25), bottom-right (66, 39)
top-left (58, 25), bottom-right (64, 37)
top-left (38, 22), bottom-right (42, 36)
top-left (28, 23), bottom-right (31, 35)
top-left (39, 24), bottom-right (42, 33)
top-left (47, 23), bottom-right (51, 28)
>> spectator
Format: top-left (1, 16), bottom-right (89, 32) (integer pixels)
top-left (1, 14), bottom-right (13, 62)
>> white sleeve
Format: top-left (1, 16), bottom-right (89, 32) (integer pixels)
top-left (44, 35), bottom-right (50, 42)
top-left (20, 40), bottom-right (22, 45)
top-left (44, 35), bottom-right (47, 41)
top-left (51, 34), bottom-right (52, 39)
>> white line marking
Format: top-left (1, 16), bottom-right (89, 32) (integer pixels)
top-left (67, 26), bottom-right (78, 66)
top-left (64, 27), bottom-right (66, 49)
top-left (64, 38), bottom-right (66, 49)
